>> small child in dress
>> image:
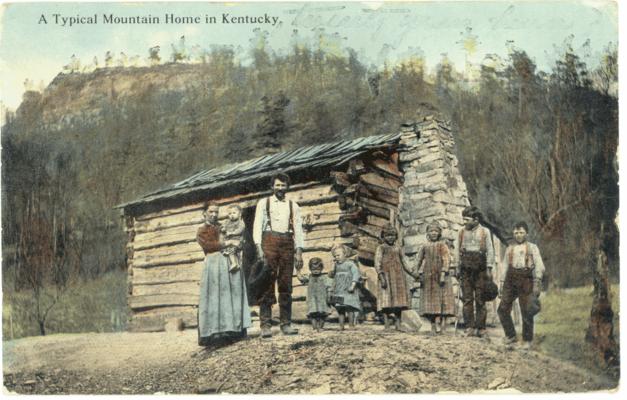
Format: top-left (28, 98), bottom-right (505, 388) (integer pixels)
top-left (416, 221), bottom-right (455, 335)
top-left (305, 257), bottom-right (333, 332)
top-left (374, 224), bottom-right (412, 330)
top-left (221, 205), bottom-right (245, 273)
top-left (330, 244), bottom-right (362, 331)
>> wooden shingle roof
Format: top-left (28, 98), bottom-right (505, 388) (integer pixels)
top-left (117, 132), bottom-right (402, 211)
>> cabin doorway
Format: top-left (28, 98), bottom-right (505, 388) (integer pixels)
top-left (240, 205), bottom-right (258, 301)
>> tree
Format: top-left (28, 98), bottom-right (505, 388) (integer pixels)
top-left (11, 146), bottom-right (82, 335)
top-left (171, 36), bottom-right (187, 63)
top-left (2, 32), bottom-right (619, 297)
top-left (254, 91), bottom-right (291, 154)
top-left (592, 43), bottom-right (617, 97)
top-left (586, 227), bottom-right (618, 369)
top-left (148, 46), bottom-right (161, 66)
top-left (17, 212), bottom-right (82, 335)
top-left (434, 54), bottom-right (456, 107)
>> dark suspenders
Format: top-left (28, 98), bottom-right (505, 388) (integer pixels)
top-left (507, 243), bottom-right (533, 269)
top-left (459, 228), bottom-right (487, 253)
top-left (265, 197), bottom-right (294, 233)
top-left (265, 197), bottom-right (271, 231)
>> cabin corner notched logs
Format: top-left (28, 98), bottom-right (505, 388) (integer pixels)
top-left (121, 117), bottom-right (484, 332)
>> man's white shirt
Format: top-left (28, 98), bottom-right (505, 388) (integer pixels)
top-left (252, 196), bottom-right (304, 249)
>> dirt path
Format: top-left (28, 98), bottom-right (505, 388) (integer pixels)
top-left (3, 324), bottom-right (617, 394)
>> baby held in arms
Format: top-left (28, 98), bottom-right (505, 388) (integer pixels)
top-left (221, 204), bottom-right (245, 273)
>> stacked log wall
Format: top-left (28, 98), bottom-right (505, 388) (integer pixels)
top-left (330, 152), bottom-right (402, 304)
top-left (289, 152), bottom-right (401, 320)
top-left (126, 182), bottom-right (343, 331)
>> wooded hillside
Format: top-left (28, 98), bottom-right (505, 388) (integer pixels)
top-left (1, 35), bottom-right (618, 302)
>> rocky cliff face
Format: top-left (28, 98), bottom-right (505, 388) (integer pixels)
top-left (8, 62), bottom-right (258, 208)
top-left (18, 64), bottom-right (206, 135)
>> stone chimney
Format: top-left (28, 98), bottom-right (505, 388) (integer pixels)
top-left (397, 116), bottom-right (470, 255)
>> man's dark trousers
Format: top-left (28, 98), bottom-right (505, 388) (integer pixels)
top-left (498, 268), bottom-right (534, 341)
top-left (258, 231), bottom-right (295, 328)
top-left (460, 251), bottom-right (488, 330)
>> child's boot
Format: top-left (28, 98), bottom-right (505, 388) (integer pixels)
top-left (339, 313), bottom-right (345, 331)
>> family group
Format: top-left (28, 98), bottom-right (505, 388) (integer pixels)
top-left (195, 172), bottom-right (545, 350)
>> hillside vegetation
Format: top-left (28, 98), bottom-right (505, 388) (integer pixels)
top-left (1, 34), bottom-right (618, 337)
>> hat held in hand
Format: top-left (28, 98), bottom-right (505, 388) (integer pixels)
top-left (528, 295), bottom-right (541, 316)
top-left (482, 279), bottom-right (499, 302)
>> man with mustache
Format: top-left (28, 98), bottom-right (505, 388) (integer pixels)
top-left (253, 172), bottom-right (304, 338)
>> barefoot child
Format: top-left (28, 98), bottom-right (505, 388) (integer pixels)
top-left (416, 221), bottom-right (456, 335)
top-left (374, 224), bottom-right (411, 330)
top-left (305, 257), bottom-right (333, 332)
top-left (330, 244), bottom-right (362, 331)
top-left (221, 205), bottom-right (245, 273)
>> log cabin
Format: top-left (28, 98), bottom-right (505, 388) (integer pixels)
top-left (116, 116), bottom-right (510, 332)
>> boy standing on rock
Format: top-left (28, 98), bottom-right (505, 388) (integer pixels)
top-left (498, 221), bottom-right (545, 350)
top-left (453, 206), bottom-right (495, 338)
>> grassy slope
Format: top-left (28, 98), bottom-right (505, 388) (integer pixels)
top-left (3, 270), bottom-right (128, 339)
top-left (535, 285), bottom-right (620, 378)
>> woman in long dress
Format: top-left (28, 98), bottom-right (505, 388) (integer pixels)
top-left (197, 203), bottom-right (251, 346)
top-left (417, 221), bottom-right (455, 335)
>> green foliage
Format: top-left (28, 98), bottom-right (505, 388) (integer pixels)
top-left (1, 33), bottom-right (619, 340)
top-left (3, 270), bottom-right (128, 340)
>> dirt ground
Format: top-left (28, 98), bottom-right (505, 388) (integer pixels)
top-left (2, 323), bottom-right (618, 394)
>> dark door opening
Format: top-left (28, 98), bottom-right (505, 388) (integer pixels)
top-left (240, 205), bottom-right (258, 302)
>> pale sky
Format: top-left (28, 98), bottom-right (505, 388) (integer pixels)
top-left (0, 0), bottom-right (618, 110)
